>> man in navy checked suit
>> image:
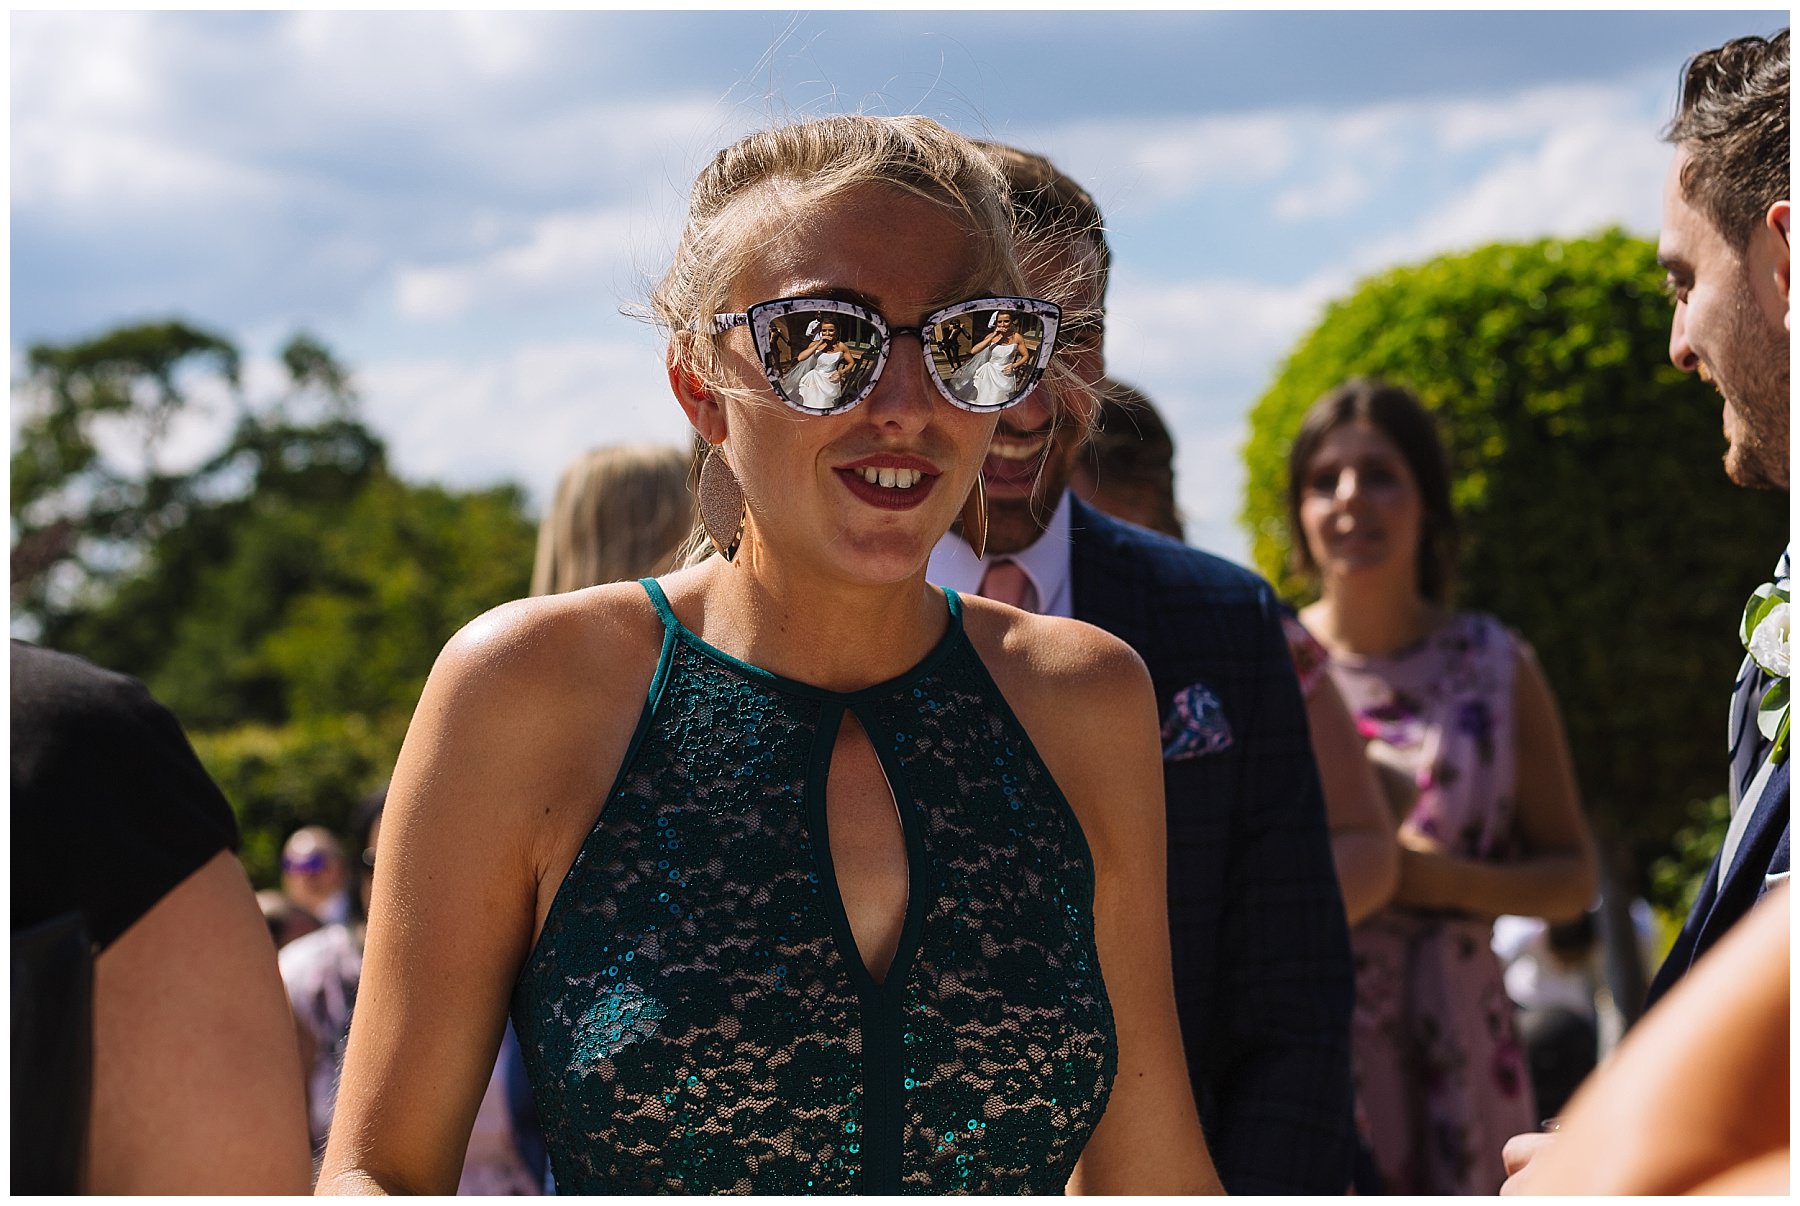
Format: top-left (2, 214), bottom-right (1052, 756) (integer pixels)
top-left (930, 146), bottom-right (1355, 1193)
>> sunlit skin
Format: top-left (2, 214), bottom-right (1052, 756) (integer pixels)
top-left (1656, 148), bottom-right (1791, 490)
top-left (981, 237), bottom-right (1106, 555)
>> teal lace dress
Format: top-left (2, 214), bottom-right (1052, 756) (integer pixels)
top-left (511, 580), bottom-right (1116, 1194)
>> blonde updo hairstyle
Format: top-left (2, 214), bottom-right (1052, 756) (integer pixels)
top-left (652, 116), bottom-right (1102, 564)
top-left (653, 115), bottom-right (1033, 405)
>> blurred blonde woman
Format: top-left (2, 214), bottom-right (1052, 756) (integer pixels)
top-left (529, 444), bottom-right (696, 595)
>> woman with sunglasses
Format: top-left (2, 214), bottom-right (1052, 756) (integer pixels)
top-left (319, 116), bottom-right (1217, 1195)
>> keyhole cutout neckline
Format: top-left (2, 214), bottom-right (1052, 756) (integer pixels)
top-left (640, 577), bottom-right (945, 994)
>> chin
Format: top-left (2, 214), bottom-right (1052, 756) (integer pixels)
top-left (1723, 443), bottom-right (1787, 491)
top-left (833, 526), bottom-right (940, 581)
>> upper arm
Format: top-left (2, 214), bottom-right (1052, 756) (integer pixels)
top-left (88, 850), bottom-right (312, 1194)
top-left (321, 596), bottom-right (650, 1193)
top-left (1510, 638), bottom-right (1597, 873)
top-left (1307, 674), bottom-right (1392, 837)
top-left (1506, 884), bottom-right (1788, 1194)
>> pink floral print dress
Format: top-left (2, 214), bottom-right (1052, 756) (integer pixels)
top-left (1321, 611), bottom-right (1536, 1195)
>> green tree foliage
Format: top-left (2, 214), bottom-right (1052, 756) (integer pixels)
top-left (1240, 230), bottom-right (1787, 910)
top-left (14, 321), bottom-right (537, 884)
top-left (190, 714), bottom-right (405, 888)
top-left (1645, 792), bottom-right (1731, 952)
top-left (11, 321), bottom-right (359, 624)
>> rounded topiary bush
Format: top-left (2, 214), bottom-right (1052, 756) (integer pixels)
top-left (1240, 228), bottom-right (1788, 904)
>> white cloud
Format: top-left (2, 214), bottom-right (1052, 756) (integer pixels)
top-left (1095, 268), bottom-right (1348, 567)
top-left (12, 121), bottom-right (288, 214)
top-left (1430, 83), bottom-right (1643, 154)
top-left (1349, 112), bottom-right (1664, 272)
top-left (1028, 75), bottom-right (1657, 229)
top-left (1274, 165), bottom-right (1373, 223)
top-left (12, 13), bottom-right (162, 124)
top-left (393, 207), bottom-right (648, 321)
top-left (1105, 270), bottom-right (1342, 384)
top-left (1172, 417), bottom-right (1256, 568)
top-left (358, 335), bottom-right (694, 511)
top-left (1039, 112), bottom-right (1300, 213)
top-left (280, 11), bottom-right (551, 116)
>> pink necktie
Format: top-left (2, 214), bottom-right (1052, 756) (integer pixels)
top-left (977, 559), bottom-right (1039, 612)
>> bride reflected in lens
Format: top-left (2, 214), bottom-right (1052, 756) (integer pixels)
top-left (949, 310), bottom-right (1032, 408)
top-left (780, 317), bottom-right (862, 411)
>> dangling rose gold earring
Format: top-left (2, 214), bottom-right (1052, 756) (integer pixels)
top-left (960, 473), bottom-right (988, 560)
top-left (698, 443), bottom-right (745, 562)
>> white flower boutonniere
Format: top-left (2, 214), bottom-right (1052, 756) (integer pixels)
top-left (1741, 581), bottom-right (1790, 765)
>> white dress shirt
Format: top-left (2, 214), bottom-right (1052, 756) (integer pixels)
top-left (927, 489), bottom-right (1075, 619)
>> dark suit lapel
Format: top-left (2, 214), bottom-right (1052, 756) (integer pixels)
top-left (1709, 758), bottom-right (1789, 916)
top-left (1651, 757), bottom-right (1790, 1007)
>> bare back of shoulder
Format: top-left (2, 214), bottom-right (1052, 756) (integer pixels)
top-left (398, 579), bottom-right (670, 950)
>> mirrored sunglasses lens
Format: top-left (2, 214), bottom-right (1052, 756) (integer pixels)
top-left (929, 308), bottom-right (1046, 409)
top-left (763, 309), bottom-right (882, 411)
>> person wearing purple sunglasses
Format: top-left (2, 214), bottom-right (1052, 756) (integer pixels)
top-left (279, 825), bottom-right (350, 926)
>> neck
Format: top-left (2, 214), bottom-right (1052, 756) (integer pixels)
top-left (1303, 570), bottom-right (1441, 658)
top-left (681, 553), bottom-right (949, 692)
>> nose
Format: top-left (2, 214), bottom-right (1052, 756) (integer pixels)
top-left (863, 331), bottom-right (934, 433)
top-left (1669, 298), bottom-right (1699, 373)
top-left (1333, 468), bottom-right (1360, 505)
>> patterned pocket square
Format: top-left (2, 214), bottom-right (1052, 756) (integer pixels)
top-left (1161, 681), bottom-right (1233, 762)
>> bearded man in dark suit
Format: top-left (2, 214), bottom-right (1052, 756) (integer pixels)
top-left (1643, 28), bottom-right (1790, 1007)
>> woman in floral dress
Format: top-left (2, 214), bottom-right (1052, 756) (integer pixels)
top-left (1286, 379), bottom-right (1599, 1194)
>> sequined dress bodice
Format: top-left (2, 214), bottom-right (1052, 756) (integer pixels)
top-left (511, 580), bottom-right (1116, 1194)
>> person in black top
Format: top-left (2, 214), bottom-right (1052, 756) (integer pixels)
top-left (12, 641), bottom-right (311, 1193)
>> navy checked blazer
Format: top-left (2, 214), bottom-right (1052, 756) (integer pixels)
top-left (1066, 498), bottom-right (1356, 1194)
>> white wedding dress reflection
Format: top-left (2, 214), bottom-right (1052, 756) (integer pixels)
top-left (949, 342), bottom-right (1020, 408)
top-left (782, 349), bottom-right (845, 410)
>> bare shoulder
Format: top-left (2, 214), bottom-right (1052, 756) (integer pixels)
top-left (395, 581), bottom-right (667, 885)
top-left (959, 595), bottom-right (1162, 862)
top-left (1496, 622), bottom-right (1558, 706)
top-left (421, 581), bottom-right (664, 745)
top-left (959, 592), bottom-right (1151, 710)
top-left (436, 580), bottom-right (661, 696)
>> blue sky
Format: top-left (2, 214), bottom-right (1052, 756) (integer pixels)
top-left (11, 9), bottom-right (1783, 565)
